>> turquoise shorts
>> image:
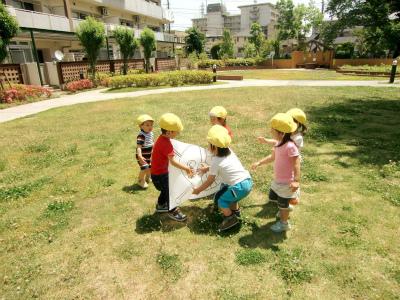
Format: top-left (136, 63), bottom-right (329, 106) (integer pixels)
top-left (215, 178), bottom-right (253, 209)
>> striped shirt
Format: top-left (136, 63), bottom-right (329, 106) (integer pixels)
top-left (137, 130), bottom-right (154, 148)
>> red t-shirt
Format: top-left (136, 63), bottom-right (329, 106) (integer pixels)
top-left (224, 125), bottom-right (233, 138)
top-left (151, 135), bottom-right (174, 175)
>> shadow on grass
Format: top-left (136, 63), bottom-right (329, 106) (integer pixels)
top-left (238, 221), bottom-right (287, 250)
top-left (242, 201), bottom-right (278, 219)
top-left (135, 204), bottom-right (243, 236)
top-left (307, 98), bottom-right (400, 167)
top-left (122, 184), bottom-right (145, 194)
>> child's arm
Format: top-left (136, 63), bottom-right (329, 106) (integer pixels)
top-left (290, 155), bottom-right (301, 192)
top-left (168, 156), bottom-right (194, 177)
top-left (257, 137), bottom-right (278, 146)
top-left (193, 175), bottom-right (216, 194)
top-left (251, 149), bottom-right (275, 170)
top-left (136, 145), bottom-right (147, 165)
top-left (198, 163), bottom-right (209, 175)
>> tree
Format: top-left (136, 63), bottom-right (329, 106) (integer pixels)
top-left (244, 42), bottom-right (257, 58)
top-left (326, 0), bottom-right (400, 57)
top-left (276, 0), bottom-right (296, 42)
top-left (184, 27), bottom-right (205, 56)
top-left (293, 2), bottom-right (323, 50)
top-left (75, 17), bottom-right (105, 79)
top-left (139, 27), bottom-right (156, 73)
top-left (249, 22), bottom-right (265, 56)
top-left (219, 29), bottom-right (234, 58)
top-left (0, 3), bottom-right (19, 63)
top-left (210, 44), bottom-right (221, 59)
top-left (113, 26), bottom-right (139, 75)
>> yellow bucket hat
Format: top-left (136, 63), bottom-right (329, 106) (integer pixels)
top-left (207, 125), bottom-right (232, 148)
top-left (286, 108), bottom-right (307, 125)
top-left (159, 113), bottom-right (183, 132)
top-left (270, 113), bottom-right (297, 133)
top-left (209, 106), bottom-right (228, 118)
top-left (136, 114), bottom-right (154, 126)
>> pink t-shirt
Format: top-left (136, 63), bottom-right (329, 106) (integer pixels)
top-left (274, 141), bottom-right (299, 184)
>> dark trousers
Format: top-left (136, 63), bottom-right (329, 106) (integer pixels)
top-left (151, 173), bottom-right (169, 210)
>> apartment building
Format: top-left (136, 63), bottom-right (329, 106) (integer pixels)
top-left (192, 2), bottom-right (278, 56)
top-left (3, 0), bottom-right (179, 64)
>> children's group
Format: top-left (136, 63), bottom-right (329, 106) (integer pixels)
top-left (135, 105), bottom-right (307, 233)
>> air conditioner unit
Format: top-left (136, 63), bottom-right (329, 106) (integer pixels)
top-left (100, 7), bottom-right (109, 16)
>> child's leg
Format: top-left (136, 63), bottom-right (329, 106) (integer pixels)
top-left (138, 169), bottom-right (146, 183)
top-left (145, 168), bottom-right (151, 182)
top-left (221, 207), bottom-right (233, 217)
top-left (279, 208), bottom-right (290, 223)
top-left (151, 173), bottom-right (169, 210)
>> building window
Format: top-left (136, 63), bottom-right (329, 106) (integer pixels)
top-left (72, 11), bottom-right (89, 20)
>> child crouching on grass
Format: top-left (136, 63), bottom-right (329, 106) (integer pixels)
top-left (193, 125), bottom-right (252, 231)
top-left (151, 113), bottom-right (194, 222)
top-left (135, 114), bottom-right (154, 189)
top-left (252, 113), bottom-right (300, 233)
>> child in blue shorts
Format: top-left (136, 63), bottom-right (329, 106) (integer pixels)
top-left (193, 125), bottom-right (253, 231)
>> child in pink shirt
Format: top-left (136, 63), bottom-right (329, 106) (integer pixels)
top-left (252, 113), bottom-right (300, 233)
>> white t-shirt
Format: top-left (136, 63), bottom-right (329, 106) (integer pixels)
top-left (209, 150), bottom-right (250, 186)
top-left (291, 132), bottom-right (303, 149)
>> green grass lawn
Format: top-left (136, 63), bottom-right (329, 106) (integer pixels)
top-left (219, 69), bottom-right (388, 81)
top-left (1, 87), bottom-right (400, 299)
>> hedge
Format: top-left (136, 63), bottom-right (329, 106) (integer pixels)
top-left (198, 58), bottom-right (266, 68)
top-left (107, 70), bottom-right (213, 88)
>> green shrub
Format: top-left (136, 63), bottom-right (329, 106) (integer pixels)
top-left (198, 59), bottom-right (224, 68)
top-left (198, 58), bottom-right (266, 68)
top-left (108, 71), bottom-right (213, 89)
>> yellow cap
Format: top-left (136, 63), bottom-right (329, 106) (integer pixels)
top-left (159, 113), bottom-right (183, 132)
top-left (137, 114), bottom-right (154, 126)
top-left (209, 106), bottom-right (228, 118)
top-left (270, 113), bottom-right (297, 133)
top-left (287, 108), bottom-right (307, 125)
top-left (207, 125), bottom-right (231, 148)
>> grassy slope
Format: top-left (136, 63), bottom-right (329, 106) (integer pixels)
top-left (0, 87), bottom-right (399, 299)
top-left (219, 69), bottom-right (388, 81)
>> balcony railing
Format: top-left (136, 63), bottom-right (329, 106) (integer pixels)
top-left (6, 6), bottom-right (181, 44)
top-left (95, 0), bottom-right (174, 22)
top-left (6, 6), bottom-right (72, 32)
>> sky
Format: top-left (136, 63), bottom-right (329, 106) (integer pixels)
top-left (161, 0), bottom-right (320, 30)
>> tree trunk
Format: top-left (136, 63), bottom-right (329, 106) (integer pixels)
top-left (123, 58), bottom-right (128, 75)
top-left (145, 57), bottom-right (150, 73)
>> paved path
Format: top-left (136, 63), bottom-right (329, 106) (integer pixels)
top-left (1, 79), bottom-right (398, 123)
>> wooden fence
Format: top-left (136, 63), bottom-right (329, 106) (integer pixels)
top-left (57, 59), bottom-right (145, 84)
top-left (0, 64), bottom-right (24, 85)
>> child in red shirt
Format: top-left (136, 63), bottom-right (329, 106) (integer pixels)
top-left (151, 113), bottom-right (193, 222)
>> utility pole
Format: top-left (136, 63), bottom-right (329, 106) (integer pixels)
top-left (321, 0), bottom-right (325, 14)
top-left (167, 0), bottom-right (170, 33)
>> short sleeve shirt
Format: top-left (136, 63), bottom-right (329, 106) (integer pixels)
top-left (151, 136), bottom-right (174, 175)
top-left (209, 150), bottom-right (250, 186)
top-left (274, 141), bottom-right (299, 184)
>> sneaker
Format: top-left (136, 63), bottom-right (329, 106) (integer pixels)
top-left (156, 203), bottom-right (169, 213)
top-left (168, 208), bottom-right (187, 222)
top-left (270, 221), bottom-right (291, 233)
top-left (138, 180), bottom-right (148, 189)
top-left (218, 214), bottom-right (239, 232)
top-left (232, 209), bottom-right (241, 218)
